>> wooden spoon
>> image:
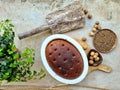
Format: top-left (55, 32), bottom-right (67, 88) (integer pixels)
top-left (88, 64), bottom-right (112, 74)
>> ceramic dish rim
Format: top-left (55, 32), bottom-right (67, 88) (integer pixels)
top-left (41, 34), bottom-right (88, 84)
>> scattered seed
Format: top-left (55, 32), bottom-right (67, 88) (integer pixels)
top-left (97, 26), bottom-right (102, 30)
top-left (84, 9), bottom-right (88, 15)
top-left (88, 14), bottom-right (92, 19)
top-left (89, 32), bottom-right (94, 37)
top-left (92, 28), bottom-right (97, 32)
top-left (94, 25), bottom-right (98, 29)
top-left (81, 37), bottom-right (87, 42)
top-left (83, 44), bottom-right (88, 50)
top-left (95, 21), bottom-right (99, 25)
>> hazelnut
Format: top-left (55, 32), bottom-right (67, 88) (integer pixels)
top-left (95, 52), bottom-right (99, 56)
top-left (95, 21), bottom-right (99, 25)
top-left (93, 55), bottom-right (97, 59)
top-left (94, 25), bottom-right (98, 29)
top-left (83, 44), bottom-right (88, 50)
top-left (82, 37), bottom-right (87, 42)
top-left (88, 14), bottom-right (92, 19)
top-left (90, 51), bottom-right (95, 56)
top-left (84, 9), bottom-right (88, 15)
top-left (97, 26), bottom-right (102, 30)
top-left (95, 57), bottom-right (100, 61)
top-left (92, 28), bottom-right (97, 32)
top-left (89, 56), bottom-right (94, 60)
top-left (89, 60), bottom-right (94, 65)
top-left (89, 32), bottom-right (94, 37)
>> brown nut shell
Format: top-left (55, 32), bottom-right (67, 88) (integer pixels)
top-left (88, 14), bottom-right (92, 19)
top-left (84, 9), bottom-right (88, 15)
top-left (95, 21), bottom-right (99, 25)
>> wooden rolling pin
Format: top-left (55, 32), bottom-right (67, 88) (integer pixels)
top-left (18, 1), bottom-right (85, 39)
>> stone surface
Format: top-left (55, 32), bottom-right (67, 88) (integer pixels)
top-left (0, 0), bottom-right (120, 90)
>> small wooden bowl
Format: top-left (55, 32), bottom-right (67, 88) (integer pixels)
top-left (87, 49), bottom-right (103, 66)
top-left (93, 29), bottom-right (117, 53)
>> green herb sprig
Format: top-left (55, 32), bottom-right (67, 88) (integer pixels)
top-left (0, 19), bottom-right (46, 82)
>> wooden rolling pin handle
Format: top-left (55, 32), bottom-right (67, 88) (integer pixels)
top-left (88, 64), bottom-right (112, 74)
top-left (18, 25), bottom-right (50, 40)
top-left (98, 64), bottom-right (112, 73)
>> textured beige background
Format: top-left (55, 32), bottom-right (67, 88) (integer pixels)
top-left (0, 0), bottom-right (120, 90)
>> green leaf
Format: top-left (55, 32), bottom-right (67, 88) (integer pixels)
top-left (10, 63), bottom-right (15, 68)
top-left (40, 68), bottom-right (45, 74)
top-left (13, 61), bottom-right (18, 66)
top-left (0, 81), bottom-right (2, 85)
top-left (5, 19), bottom-right (11, 23)
top-left (26, 57), bottom-right (33, 63)
top-left (0, 48), bottom-right (3, 52)
top-left (7, 56), bottom-right (12, 61)
top-left (7, 49), bottom-right (13, 55)
top-left (4, 37), bottom-right (10, 43)
top-left (11, 77), bottom-right (16, 81)
top-left (0, 52), bottom-right (4, 57)
top-left (13, 53), bottom-right (19, 60)
top-left (1, 61), bottom-right (6, 66)
top-left (4, 66), bottom-right (8, 69)
top-left (19, 61), bottom-right (24, 65)
top-left (25, 48), bottom-right (31, 54)
top-left (9, 24), bottom-right (14, 27)
top-left (21, 51), bottom-right (27, 57)
top-left (7, 68), bottom-right (12, 74)
top-left (33, 71), bottom-right (37, 76)
top-left (0, 36), bottom-right (3, 42)
top-left (27, 70), bottom-right (32, 75)
top-left (3, 72), bottom-right (9, 79)
top-left (11, 44), bottom-right (17, 52)
top-left (1, 44), bottom-right (6, 49)
top-left (39, 74), bottom-right (46, 80)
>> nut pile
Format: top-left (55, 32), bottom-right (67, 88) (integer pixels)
top-left (83, 8), bottom-right (102, 37)
top-left (89, 21), bottom-right (102, 37)
top-left (88, 49), bottom-right (103, 66)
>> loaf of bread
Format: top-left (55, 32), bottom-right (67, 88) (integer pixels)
top-left (46, 39), bottom-right (84, 79)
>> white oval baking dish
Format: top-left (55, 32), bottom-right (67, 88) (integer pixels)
top-left (41, 34), bottom-right (88, 84)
